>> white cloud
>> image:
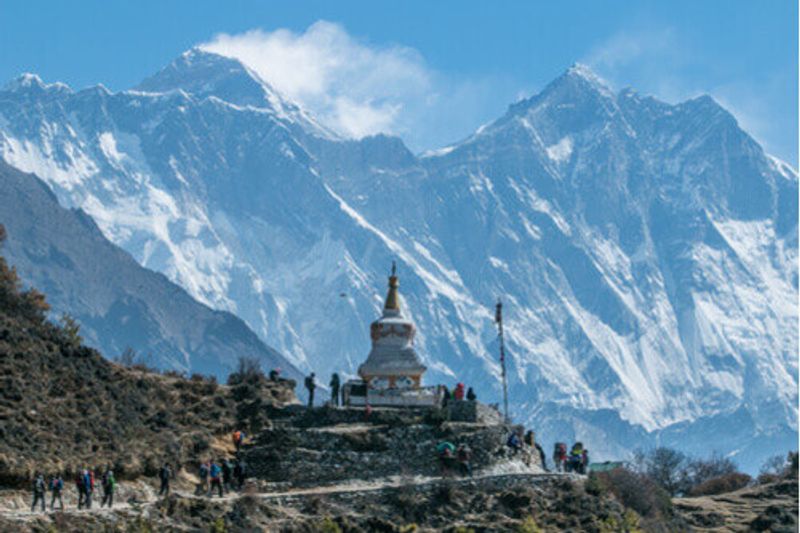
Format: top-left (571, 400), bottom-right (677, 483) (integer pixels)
top-left (200, 21), bottom-right (517, 152)
top-left (201, 21), bottom-right (432, 140)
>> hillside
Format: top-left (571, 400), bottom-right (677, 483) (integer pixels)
top-left (0, 159), bottom-right (297, 379)
top-left (0, 238), bottom-right (295, 486)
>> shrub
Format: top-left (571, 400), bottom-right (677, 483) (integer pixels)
top-left (228, 356), bottom-right (264, 386)
top-left (685, 453), bottom-right (738, 489)
top-left (59, 313), bottom-right (82, 347)
top-left (516, 516), bottom-right (543, 533)
top-left (688, 472), bottom-right (751, 496)
top-left (211, 516), bottom-right (227, 533)
top-left (635, 447), bottom-right (689, 496)
top-left (585, 471), bottom-right (607, 496)
top-left (595, 467), bottom-right (672, 520)
top-left (317, 517), bottom-right (342, 533)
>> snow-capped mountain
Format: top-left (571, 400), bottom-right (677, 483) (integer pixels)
top-left (0, 51), bottom-right (795, 471)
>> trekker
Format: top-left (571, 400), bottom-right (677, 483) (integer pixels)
top-left (567, 442), bottom-right (588, 474)
top-left (234, 459), bottom-right (246, 490)
top-left (83, 469), bottom-right (94, 509)
top-left (75, 469), bottom-right (86, 509)
top-left (101, 468), bottom-right (116, 508)
top-left (330, 373), bottom-right (341, 406)
top-left (31, 473), bottom-right (46, 512)
top-left (553, 443), bottom-right (568, 473)
top-left (158, 463), bottom-right (172, 497)
top-left (523, 430), bottom-right (535, 447)
top-left (454, 382), bottom-right (465, 401)
top-left (49, 474), bottom-right (64, 510)
top-left (436, 441), bottom-right (456, 476)
top-left (456, 443), bottom-right (472, 477)
top-left (441, 385), bottom-right (451, 407)
top-left (466, 387), bottom-right (476, 401)
top-left (232, 430), bottom-right (245, 452)
top-left (199, 461), bottom-right (210, 493)
top-left (222, 458), bottom-right (233, 493)
top-left (209, 461), bottom-right (223, 497)
top-left (506, 430), bottom-right (523, 455)
top-left (305, 372), bottom-right (316, 407)
top-left (269, 368), bottom-right (280, 381)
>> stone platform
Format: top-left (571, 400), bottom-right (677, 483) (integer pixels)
top-left (247, 404), bottom-right (541, 488)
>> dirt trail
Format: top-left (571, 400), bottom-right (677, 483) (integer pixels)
top-left (0, 469), bottom-right (571, 523)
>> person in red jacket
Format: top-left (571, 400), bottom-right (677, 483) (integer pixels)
top-left (454, 382), bottom-right (465, 401)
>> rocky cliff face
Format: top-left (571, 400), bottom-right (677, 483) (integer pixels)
top-left (0, 52), bottom-right (795, 472)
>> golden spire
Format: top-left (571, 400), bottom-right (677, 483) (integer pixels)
top-left (384, 261), bottom-right (400, 311)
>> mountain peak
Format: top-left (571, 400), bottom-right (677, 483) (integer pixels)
top-left (555, 62), bottom-right (615, 98)
top-left (2, 73), bottom-right (72, 94)
top-left (135, 48), bottom-right (336, 138)
top-left (135, 48), bottom-right (270, 105)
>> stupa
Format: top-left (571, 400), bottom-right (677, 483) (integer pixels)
top-left (358, 262), bottom-right (426, 389)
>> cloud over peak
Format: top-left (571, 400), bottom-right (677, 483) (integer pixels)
top-left (201, 21), bottom-right (433, 139)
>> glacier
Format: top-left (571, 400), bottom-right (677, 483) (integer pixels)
top-left (0, 52), bottom-right (796, 472)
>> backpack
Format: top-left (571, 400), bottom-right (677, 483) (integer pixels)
top-left (199, 464), bottom-right (209, 478)
top-left (34, 477), bottom-right (45, 492)
top-left (51, 478), bottom-right (63, 491)
top-left (210, 464), bottom-right (221, 479)
top-left (555, 442), bottom-right (567, 456)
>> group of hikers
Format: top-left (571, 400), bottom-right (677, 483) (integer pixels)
top-left (193, 456), bottom-right (248, 497)
top-left (436, 441), bottom-right (473, 477)
top-left (302, 372), bottom-right (479, 409)
top-left (30, 468), bottom-right (116, 512)
top-left (505, 427), bottom-right (549, 469)
top-left (441, 382), bottom-right (477, 405)
top-left (31, 429), bottom-right (249, 513)
top-left (552, 441), bottom-right (590, 474)
top-left (302, 372), bottom-right (343, 407)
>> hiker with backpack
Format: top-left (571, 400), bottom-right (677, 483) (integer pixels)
top-left (553, 443), bottom-right (568, 472)
top-left (506, 429), bottom-right (523, 455)
top-left (49, 474), bottom-right (64, 510)
top-left (436, 441), bottom-right (456, 476)
top-left (305, 372), bottom-right (316, 407)
top-left (566, 442), bottom-right (589, 474)
top-left (454, 382), bottom-right (465, 401)
top-left (82, 469), bottom-right (94, 509)
top-left (233, 459), bottom-right (246, 490)
top-left (31, 472), bottom-right (46, 512)
top-left (330, 373), bottom-right (341, 406)
top-left (101, 467), bottom-right (116, 508)
top-left (75, 469), bottom-right (86, 509)
top-left (199, 461), bottom-right (210, 494)
top-left (466, 387), bottom-right (476, 401)
top-left (456, 443), bottom-right (473, 477)
top-left (209, 460), bottom-right (223, 497)
top-left (158, 463), bottom-right (172, 497)
top-left (232, 430), bottom-right (245, 452)
top-left (222, 458), bottom-right (233, 493)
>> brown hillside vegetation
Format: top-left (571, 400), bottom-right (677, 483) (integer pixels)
top-left (0, 227), bottom-right (295, 486)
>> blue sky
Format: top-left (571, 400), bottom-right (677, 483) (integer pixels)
top-left (0, 0), bottom-right (796, 163)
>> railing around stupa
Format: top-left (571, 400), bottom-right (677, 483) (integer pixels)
top-left (343, 381), bottom-right (444, 407)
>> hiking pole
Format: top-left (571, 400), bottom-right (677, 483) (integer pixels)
top-left (495, 298), bottom-right (509, 424)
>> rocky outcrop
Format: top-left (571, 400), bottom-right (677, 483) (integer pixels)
top-left (245, 405), bottom-right (541, 487)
